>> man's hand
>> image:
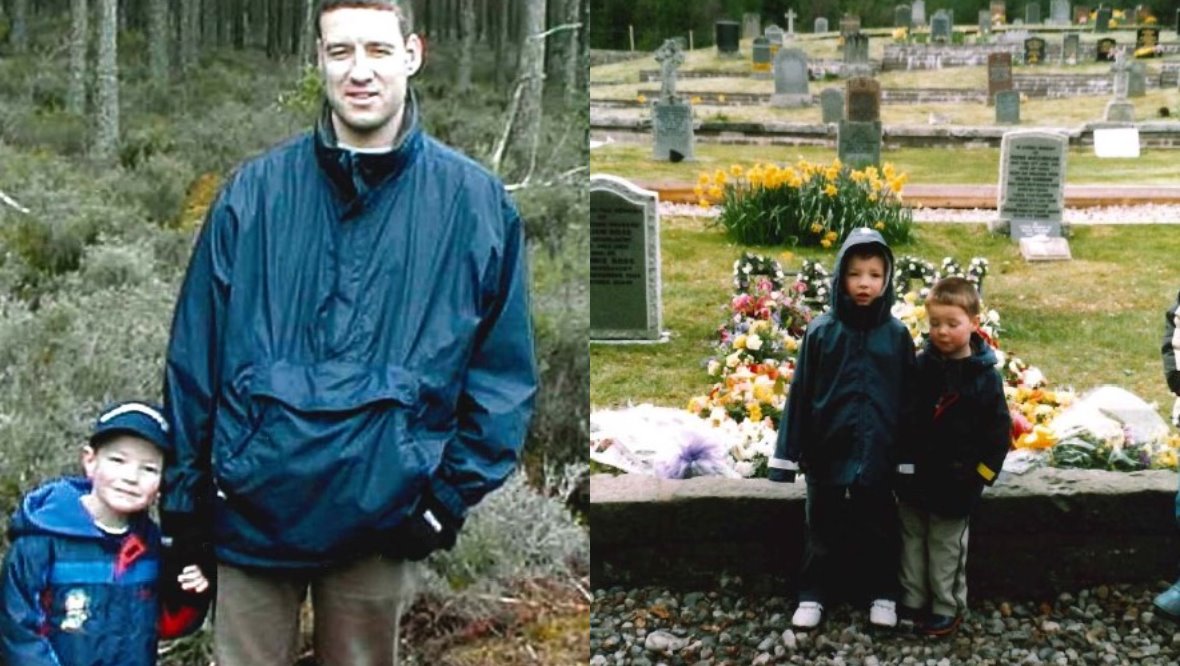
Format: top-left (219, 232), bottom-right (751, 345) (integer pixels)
top-left (384, 492), bottom-right (465, 562)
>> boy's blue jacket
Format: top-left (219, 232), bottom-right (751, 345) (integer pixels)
top-left (897, 333), bottom-right (1012, 517)
top-left (769, 228), bottom-right (916, 487)
top-left (161, 93), bottom-right (538, 568)
top-left (0, 478), bottom-right (161, 666)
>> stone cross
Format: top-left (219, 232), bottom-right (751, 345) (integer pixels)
top-left (1111, 47), bottom-right (1131, 100)
top-left (785, 8), bottom-right (797, 35)
top-left (653, 39), bottom-right (685, 103)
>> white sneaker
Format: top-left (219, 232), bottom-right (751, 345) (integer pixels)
top-left (869, 599), bottom-right (898, 628)
top-left (791, 601), bottom-right (823, 629)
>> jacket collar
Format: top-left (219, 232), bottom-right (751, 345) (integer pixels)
top-left (313, 87), bottom-right (424, 204)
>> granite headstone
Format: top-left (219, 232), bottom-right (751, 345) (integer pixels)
top-left (715, 20), bottom-right (741, 57)
top-left (1096, 37), bottom-right (1117, 61)
top-left (815, 17), bottom-right (829, 33)
top-left (770, 48), bottom-right (810, 107)
top-left (931, 10), bottom-right (952, 41)
top-left (912, 0), bottom-right (927, 25)
top-left (590, 175), bottom-right (664, 341)
top-left (752, 36), bottom-right (773, 79)
top-left (1026, 3), bottom-right (1041, 23)
top-left (742, 12), bottom-right (761, 39)
top-left (995, 130), bottom-right (1068, 238)
top-left (1063, 33), bottom-right (1080, 64)
top-left (837, 119), bottom-right (882, 168)
top-left (896, 4), bottom-right (913, 28)
top-left (1025, 36), bottom-right (1047, 64)
top-left (1096, 6), bottom-right (1111, 31)
top-left (846, 77), bottom-right (881, 122)
top-left (988, 52), bottom-right (1014, 105)
top-left (996, 89), bottom-right (1021, 123)
top-left (821, 88), bottom-right (845, 123)
top-left (1050, 0), bottom-right (1070, 25)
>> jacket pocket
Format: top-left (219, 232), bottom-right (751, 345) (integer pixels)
top-left (215, 360), bottom-right (433, 558)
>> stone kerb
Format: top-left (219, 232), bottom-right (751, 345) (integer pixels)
top-left (882, 43), bottom-right (1023, 70)
top-left (590, 468), bottom-right (1180, 595)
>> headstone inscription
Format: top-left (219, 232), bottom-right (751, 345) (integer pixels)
top-left (988, 52), bottom-right (1014, 105)
top-left (994, 130), bottom-right (1068, 239)
top-left (1025, 36), bottom-right (1047, 64)
top-left (590, 175), bottom-right (665, 342)
top-left (1136, 27), bottom-right (1160, 56)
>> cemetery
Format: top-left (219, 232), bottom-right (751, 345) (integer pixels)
top-left (591, 4), bottom-right (1180, 662)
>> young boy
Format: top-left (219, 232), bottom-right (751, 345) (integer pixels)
top-left (769, 228), bottom-right (916, 630)
top-left (1153, 291), bottom-right (1180, 620)
top-left (895, 277), bottom-right (1011, 637)
top-left (0, 401), bottom-right (210, 665)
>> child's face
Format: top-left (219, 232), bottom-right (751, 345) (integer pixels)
top-left (842, 255), bottom-right (887, 306)
top-left (82, 435), bottom-right (163, 525)
top-left (927, 302), bottom-right (980, 359)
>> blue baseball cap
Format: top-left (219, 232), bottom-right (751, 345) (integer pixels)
top-left (90, 401), bottom-right (170, 452)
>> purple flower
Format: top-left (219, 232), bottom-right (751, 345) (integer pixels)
top-left (655, 430), bottom-right (731, 479)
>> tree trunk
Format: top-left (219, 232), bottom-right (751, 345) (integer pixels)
top-left (562, 0), bottom-right (580, 107)
top-left (507, 0), bottom-right (545, 179)
top-left (179, 0), bottom-right (197, 69)
top-left (494, 0), bottom-right (509, 90)
top-left (149, 0), bottom-right (168, 82)
top-left (10, 0), bottom-right (27, 53)
top-left (67, 0), bottom-right (89, 114)
top-left (297, 0), bottom-right (313, 61)
top-left (456, 0), bottom-right (474, 92)
top-left (94, 0), bottom-right (119, 163)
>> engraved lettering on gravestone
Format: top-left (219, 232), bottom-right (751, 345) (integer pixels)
top-left (589, 176), bottom-right (663, 340)
top-left (1025, 36), bottom-right (1046, 64)
top-left (1136, 27), bottom-right (1159, 56)
top-left (837, 120), bottom-right (882, 168)
top-left (997, 133), bottom-right (1067, 237)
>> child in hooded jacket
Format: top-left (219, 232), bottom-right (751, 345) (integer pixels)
top-left (1152, 291), bottom-right (1180, 620)
top-left (895, 277), bottom-right (1011, 637)
top-left (769, 228), bottom-right (916, 630)
top-left (0, 401), bottom-right (210, 666)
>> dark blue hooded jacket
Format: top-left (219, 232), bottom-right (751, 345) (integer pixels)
top-left (0, 478), bottom-right (161, 666)
top-left (768, 228), bottom-right (917, 487)
top-left (161, 93), bottom-right (538, 568)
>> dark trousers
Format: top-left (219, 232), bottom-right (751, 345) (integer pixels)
top-left (799, 483), bottom-right (900, 605)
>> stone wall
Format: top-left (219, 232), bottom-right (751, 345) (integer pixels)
top-left (591, 469), bottom-right (1180, 597)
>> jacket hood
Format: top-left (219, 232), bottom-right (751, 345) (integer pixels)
top-left (8, 477), bottom-right (113, 540)
top-left (314, 86), bottom-right (424, 204)
top-left (831, 227), bottom-right (896, 328)
top-left (922, 331), bottom-right (998, 371)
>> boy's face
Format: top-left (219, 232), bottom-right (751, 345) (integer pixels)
top-left (82, 435), bottom-right (163, 525)
top-left (842, 255), bottom-right (887, 306)
top-left (927, 302), bottom-right (979, 359)
top-left (317, 6), bottom-right (423, 149)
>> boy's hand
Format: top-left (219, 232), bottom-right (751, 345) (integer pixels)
top-left (178, 565), bottom-right (209, 594)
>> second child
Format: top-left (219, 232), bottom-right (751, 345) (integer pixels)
top-left (895, 277), bottom-right (1011, 637)
top-left (769, 228), bottom-right (917, 630)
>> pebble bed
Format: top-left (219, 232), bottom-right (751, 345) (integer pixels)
top-left (659, 203), bottom-right (1180, 225)
top-left (590, 582), bottom-right (1180, 666)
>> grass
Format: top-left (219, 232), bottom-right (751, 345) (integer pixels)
top-left (590, 143), bottom-right (1180, 186)
top-left (590, 220), bottom-right (1180, 424)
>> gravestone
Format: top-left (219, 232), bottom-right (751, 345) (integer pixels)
top-left (846, 77), bottom-right (881, 122)
top-left (1111, 48), bottom-right (1130, 98)
top-left (814, 17), bottom-right (829, 33)
top-left (765, 24), bottom-right (785, 47)
top-left (652, 40), bottom-right (694, 161)
top-left (896, 4), bottom-right (913, 28)
top-left (1136, 27), bottom-right (1160, 56)
top-left (843, 32), bottom-right (870, 66)
top-left (752, 36), bottom-right (773, 79)
top-left (1096, 37), bottom-right (1117, 61)
top-left (1136, 5), bottom-right (1153, 24)
top-left (912, 0), bottom-right (927, 25)
top-left (1075, 5), bottom-right (1091, 25)
top-left (931, 10), bottom-right (952, 42)
top-left (840, 14), bottom-right (861, 36)
top-left (820, 88), bottom-right (845, 123)
top-left (1025, 36), bottom-right (1047, 64)
top-left (1019, 236), bottom-right (1072, 261)
top-left (715, 21), bottom-right (741, 57)
top-left (1026, 3), bottom-right (1041, 24)
top-left (1063, 33), bottom-right (1080, 64)
top-left (991, 0), bottom-right (1007, 23)
top-left (837, 119), bottom-right (882, 168)
top-left (994, 130), bottom-right (1068, 239)
top-left (1104, 99), bottom-right (1136, 121)
top-left (770, 48), bottom-right (810, 107)
top-left (590, 175), bottom-right (664, 342)
top-left (996, 89), bottom-right (1021, 123)
top-left (988, 52), bottom-right (1014, 105)
top-left (1050, 0), bottom-right (1070, 25)
top-left (980, 9), bottom-right (993, 35)
top-left (1096, 6), bottom-right (1112, 32)
top-left (742, 12), bottom-right (761, 39)
top-left (1128, 61), bottom-right (1146, 97)
top-left (1094, 126), bottom-right (1140, 157)
top-left (784, 8), bottom-right (798, 39)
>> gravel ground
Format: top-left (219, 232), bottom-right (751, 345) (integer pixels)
top-left (590, 581), bottom-right (1180, 665)
top-left (659, 203), bottom-right (1180, 225)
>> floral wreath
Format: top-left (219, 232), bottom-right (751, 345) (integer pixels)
top-left (892, 255), bottom-right (936, 298)
top-left (732, 252), bottom-right (788, 294)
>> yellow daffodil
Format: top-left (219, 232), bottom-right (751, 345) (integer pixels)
top-left (691, 95), bottom-right (702, 104)
top-left (810, 222), bottom-right (823, 234)
top-left (713, 169), bottom-right (727, 185)
top-left (698, 172), bottom-right (710, 185)
top-left (821, 239), bottom-right (833, 248)
top-left (707, 185), bottom-right (723, 199)
top-left (747, 403), bottom-right (763, 423)
top-left (637, 94), bottom-right (647, 104)
top-left (874, 221), bottom-right (885, 230)
top-left (734, 334), bottom-right (747, 349)
top-left (730, 164), bottom-right (745, 177)
top-left (824, 230), bottom-right (838, 242)
top-left (824, 183), bottom-right (838, 197)
top-left (693, 185), bottom-right (705, 198)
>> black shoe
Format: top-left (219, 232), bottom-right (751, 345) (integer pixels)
top-left (898, 604), bottom-right (927, 624)
top-left (922, 613), bottom-right (961, 637)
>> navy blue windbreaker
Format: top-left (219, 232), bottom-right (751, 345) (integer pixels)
top-left (768, 228), bottom-right (917, 487)
top-left (0, 478), bottom-right (161, 666)
top-left (161, 93), bottom-right (538, 568)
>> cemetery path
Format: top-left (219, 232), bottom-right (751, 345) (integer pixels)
top-left (643, 181), bottom-right (1180, 209)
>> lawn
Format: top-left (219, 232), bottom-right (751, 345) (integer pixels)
top-left (590, 143), bottom-right (1180, 187)
top-left (590, 219), bottom-right (1180, 425)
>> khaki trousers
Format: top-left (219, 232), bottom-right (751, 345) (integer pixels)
top-left (898, 501), bottom-right (970, 617)
top-left (213, 555), bottom-right (419, 666)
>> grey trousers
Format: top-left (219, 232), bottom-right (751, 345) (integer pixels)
top-left (898, 501), bottom-right (970, 617)
top-left (213, 555), bottom-right (419, 666)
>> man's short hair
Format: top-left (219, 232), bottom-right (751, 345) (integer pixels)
top-left (316, 0), bottom-right (415, 38)
top-left (927, 276), bottom-right (982, 317)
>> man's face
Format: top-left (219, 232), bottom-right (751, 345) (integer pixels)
top-left (842, 254), bottom-right (887, 306)
top-left (318, 7), bottom-right (423, 149)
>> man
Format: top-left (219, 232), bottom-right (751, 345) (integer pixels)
top-left (159, 1), bottom-right (537, 663)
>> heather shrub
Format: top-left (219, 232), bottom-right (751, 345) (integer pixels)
top-left (110, 153), bottom-right (196, 227)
